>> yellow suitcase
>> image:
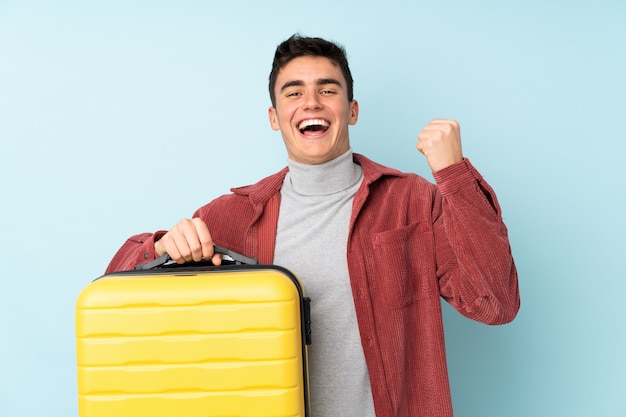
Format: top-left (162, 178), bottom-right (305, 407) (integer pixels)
top-left (76, 247), bottom-right (311, 417)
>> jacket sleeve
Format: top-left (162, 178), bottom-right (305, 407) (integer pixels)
top-left (432, 158), bottom-right (520, 325)
top-left (104, 231), bottom-right (168, 274)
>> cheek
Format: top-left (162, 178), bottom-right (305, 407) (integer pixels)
top-left (272, 106), bottom-right (296, 129)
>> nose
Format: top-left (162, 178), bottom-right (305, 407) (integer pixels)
top-left (303, 91), bottom-right (323, 110)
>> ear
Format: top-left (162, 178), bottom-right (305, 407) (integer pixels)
top-left (348, 100), bottom-right (359, 125)
top-left (268, 106), bottom-right (280, 131)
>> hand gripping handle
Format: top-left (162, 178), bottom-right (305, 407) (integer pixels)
top-left (135, 245), bottom-right (258, 270)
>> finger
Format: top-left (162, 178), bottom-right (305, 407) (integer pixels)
top-left (423, 119), bottom-right (460, 137)
top-left (416, 131), bottom-right (436, 156)
top-left (211, 253), bottom-right (223, 266)
top-left (179, 218), bottom-right (210, 263)
top-left (155, 238), bottom-right (166, 257)
top-left (158, 232), bottom-right (185, 263)
top-left (171, 223), bottom-right (195, 263)
top-left (191, 218), bottom-right (215, 261)
top-left (165, 218), bottom-right (201, 263)
top-left (415, 140), bottom-right (427, 156)
top-left (416, 130), bottom-right (433, 145)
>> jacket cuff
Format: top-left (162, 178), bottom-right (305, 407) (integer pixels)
top-left (139, 230), bottom-right (168, 263)
top-left (432, 158), bottom-right (483, 195)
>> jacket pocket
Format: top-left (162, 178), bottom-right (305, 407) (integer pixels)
top-left (371, 222), bottom-right (438, 308)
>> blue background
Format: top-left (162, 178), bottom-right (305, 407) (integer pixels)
top-left (1, 1), bottom-right (625, 416)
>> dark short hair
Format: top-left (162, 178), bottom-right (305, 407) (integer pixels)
top-left (268, 34), bottom-right (354, 107)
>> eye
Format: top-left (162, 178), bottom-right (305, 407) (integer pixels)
top-left (320, 89), bottom-right (336, 95)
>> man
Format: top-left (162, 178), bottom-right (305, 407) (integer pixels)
top-left (107, 34), bottom-right (520, 417)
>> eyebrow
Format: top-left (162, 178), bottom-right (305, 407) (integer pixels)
top-left (279, 78), bottom-right (343, 93)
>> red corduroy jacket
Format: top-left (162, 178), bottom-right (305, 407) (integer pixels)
top-left (106, 154), bottom-right (520, 417)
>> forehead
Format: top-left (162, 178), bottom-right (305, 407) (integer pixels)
top-left (276, 56), bottom-right (346, 87)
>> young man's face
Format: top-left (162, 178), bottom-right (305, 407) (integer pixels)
top-left (269, 56), bottom-right (359, 165)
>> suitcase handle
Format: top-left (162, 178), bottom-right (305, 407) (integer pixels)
top-left (135, 245), bottom-right (258, 270)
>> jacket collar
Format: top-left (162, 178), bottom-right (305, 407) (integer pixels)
top-left (230, 153), bottom-right (406, 206)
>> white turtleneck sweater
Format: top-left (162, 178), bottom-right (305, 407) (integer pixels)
top-left (273, 149), bottom-right (375, 417)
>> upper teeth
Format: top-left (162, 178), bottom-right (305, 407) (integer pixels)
top-left (298, 119), bottom-right (329, 130)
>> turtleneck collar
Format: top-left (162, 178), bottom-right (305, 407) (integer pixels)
top-left (284, 149), bottom-right (363, 196)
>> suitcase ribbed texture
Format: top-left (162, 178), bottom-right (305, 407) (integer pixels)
top-left (76, 268), bottom-right (308, 417)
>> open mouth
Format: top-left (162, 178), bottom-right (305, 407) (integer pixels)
top-left (298, 119), bottom-right (330, 135)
